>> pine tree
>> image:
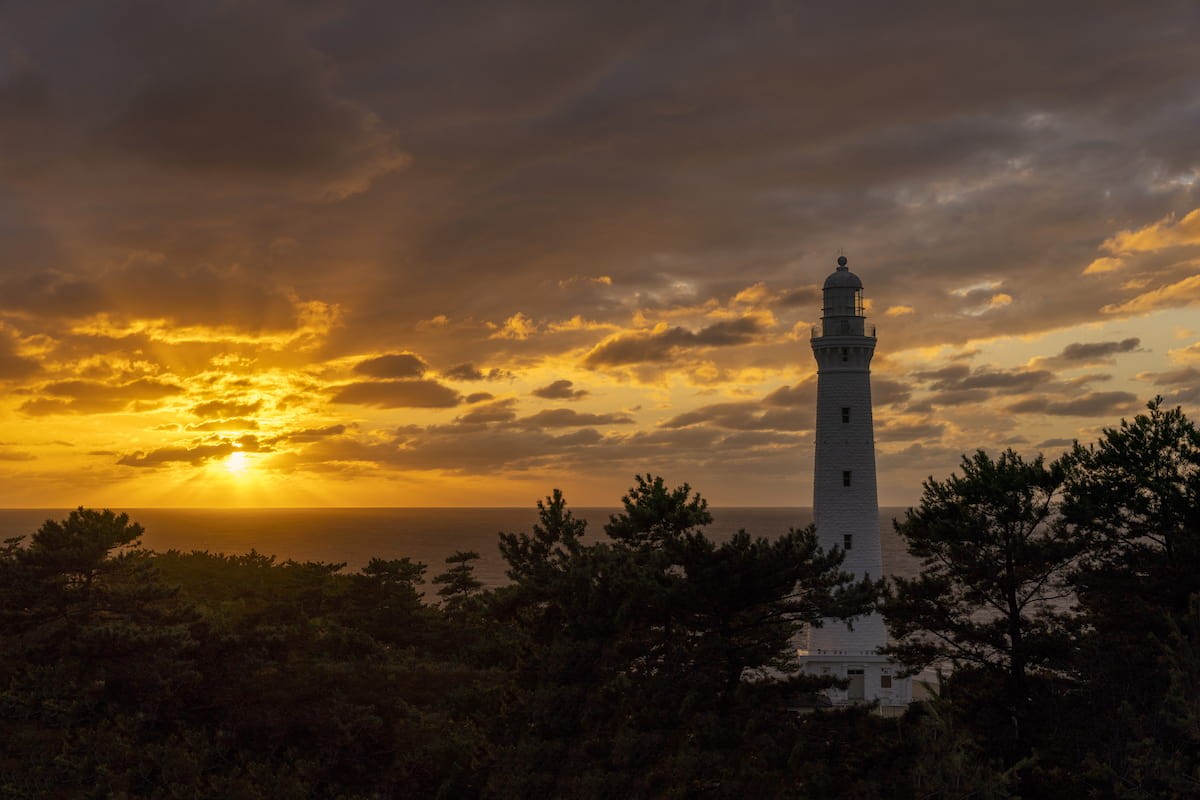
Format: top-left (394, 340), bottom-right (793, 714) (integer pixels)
top-left (881, 450), bottom-right (1085, 744)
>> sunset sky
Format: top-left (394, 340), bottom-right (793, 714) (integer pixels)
top-left (0, 1), bottom-right (1198, 507)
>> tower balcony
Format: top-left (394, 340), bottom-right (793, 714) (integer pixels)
top-left (811, 321), bottom-right (876, 339)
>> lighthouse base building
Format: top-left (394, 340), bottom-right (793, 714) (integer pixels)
top-left (795, 256), bottom-right (911, 713)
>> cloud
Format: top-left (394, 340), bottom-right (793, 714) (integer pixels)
top-left (1034, 337), bottom-right (1141, 367)
top-left (532, 379), bottom-right (588, 400)
top-left (1, 1), bottom-right (1199, 505)
top-left (0, 352), bottom-right (40, 381)
top-left (872, 378), bottom-right (913, 407)
top-left (876, 420), bottom-right (947, 442)
top-left (762, 381), bottom-right (816, 408)
top-left (443, 363), bottom-right (511, 381)
top-left (583, 317), bottom-right (766, 367)
top-left (1102, 272), bottom-right (1200, 316)
top-left (0, 262), bottom-right (309, 333)
top-left (118, 435), bottom-right (269, 468)
top-left (660, 401), bottom-right (809, 432)
top-left (516, 408), bottom-right (633, 428)
top-left (271, 424), bottom-right (348, 443)
top-left (490, 312), bottom-right (537, 340)
top-left (19, 378), bottom-right (184, 416)
top-left (1083, 256), bottom-right (1124, 275)
top-left (330, 379), bottom-right (461, 408)
top-left (778, 287), bottom-right (821, 307)
top-left (1006, 391), bottom-right (1139, 417)
top-left (353, 353), bottom-right (427, 379)
top-left (916, 365), bottom-right (1052, 393)
top-left (453, 399), bottom-right (518, 426)
top-left (93, 2), bottom-right (409, 199)
top-left (1134, 365), bottom-right (1200, 405)
top-left (1167, 342), bottom-right (1200, 364)
top-left (444, 363), bottom-right (485, 381)
top-left (191, 399), bottom-right (263, 417)
top-left (1098, 207), bottom-right (1200, 255)
top-left (186, 418), bottom-right (260, 432)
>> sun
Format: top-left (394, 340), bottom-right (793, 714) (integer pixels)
top-left (225, 450), bottom-right (250, 475)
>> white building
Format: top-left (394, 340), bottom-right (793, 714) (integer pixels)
top-left (796, 256), bottom-right (912, 712)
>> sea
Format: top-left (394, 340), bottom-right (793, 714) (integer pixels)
top-left (0, 507), bottom-right (920, 587)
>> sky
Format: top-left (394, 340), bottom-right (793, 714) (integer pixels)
top-left (0, 1), bottom-right (1198, 508)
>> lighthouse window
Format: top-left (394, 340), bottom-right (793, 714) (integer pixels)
top-left (842, 470), bottom-right (852, 487)
top-left (843, 534), bottom-right (853, 550)
top-left (841, 407), bottom-right (850, 423)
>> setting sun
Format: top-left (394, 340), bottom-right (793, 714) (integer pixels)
top-left (225, 450), bottom-right (250, 476)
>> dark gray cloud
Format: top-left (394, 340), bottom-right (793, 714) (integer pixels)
top-left (1039, 337), bottom-right (1142, 366)
top-left (660, 401), bottom-right (809, 432)
top-left (1134, 367), bottom-right (1200, 406)
top-left (872, 377), bottom-right (913, 407)
top-left (330, 379), bottom-right (461, 408)
top-left (918, 365), bottom-right (1053, 393)
top-left (444, 363), bottom-right (485, 381)
top-left (877, 420), bottom-right (947, 443)
top-left (584, 318), bottom-right (765, 367)
top-left (532, 379), bottom-right (588, 400)
top-left (762, 380), bottom-right (815, 408)
top-left (453, 399), bottom-right (519, 426)
top-left (1006, 391), bottom-right (1140, 417)
top-left (354, 353), bottom-right (427, 379)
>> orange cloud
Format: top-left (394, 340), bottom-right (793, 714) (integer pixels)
top-left (489, 312), bottom-right (537, 340)
top-left (1101, 271), bottom-right (1200, 316)
top-left (1101, 207), bottom-right (1200, 254)
top-left (1167, 341), bottom-right (1200, 364)
top-left (1082, 256), bottom-right (1124, 275)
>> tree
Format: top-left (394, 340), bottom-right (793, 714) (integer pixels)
top-left (604, 473), bottom-right (712, 550)
top-left (881, 450), bottom-right (1084, 739)
top-left (0, 509), bottom-right (198, 794)
top-left (489, 477), bottom-right (877, 798)
top-left (1061, 396), bottom-right (1199, 609)
top-left (433, 550), bottom-right (483, 610)
top-left (1056, 398), bottom-right (1200, 795)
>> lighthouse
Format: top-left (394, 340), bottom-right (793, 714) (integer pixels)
top-left (797, 255), bottom-right (911, 710)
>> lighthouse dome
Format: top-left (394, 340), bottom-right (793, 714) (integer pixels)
top-left (823, 256), bottom-right (863, 290)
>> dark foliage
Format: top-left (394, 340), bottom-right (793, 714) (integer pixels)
top-left (5, 400), bottom-right (1196, 798)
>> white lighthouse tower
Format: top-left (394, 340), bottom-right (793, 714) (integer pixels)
top-left (797, 255), bottom-right (911, 711)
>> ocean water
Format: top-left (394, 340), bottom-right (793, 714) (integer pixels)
top-left (0, 507), bottom-right (919, 587)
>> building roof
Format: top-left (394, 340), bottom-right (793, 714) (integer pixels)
top-left (823, 256), bottom-right (863, 290)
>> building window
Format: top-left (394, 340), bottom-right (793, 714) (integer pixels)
top-left (842, 470), bottom-right (852, 487)
top-left (843, 534), bottom-right (853, 550)
top-left (881, 674), bottom-right (893, 689)
top-left (841, 347), bottom-right (848, 362)
top-left (841, 407), bottom-right (850, 424)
